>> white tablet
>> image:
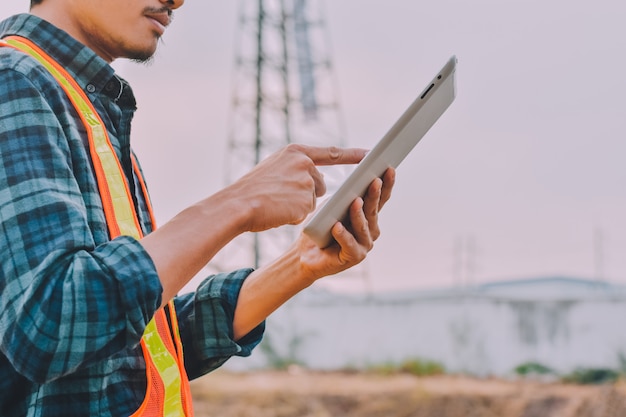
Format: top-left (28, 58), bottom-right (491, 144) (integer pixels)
top-left (303, 55), bottom-right (458, 248)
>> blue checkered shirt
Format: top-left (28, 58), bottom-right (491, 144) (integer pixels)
top-left (0, 14), bottom-right (263, 416)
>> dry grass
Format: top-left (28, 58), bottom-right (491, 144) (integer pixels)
top-left (189, 369), bottom-right (626, 417)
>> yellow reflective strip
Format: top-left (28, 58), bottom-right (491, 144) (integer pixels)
top-left (6, 37), bottom-right (187, 416)
top-left (143, 318), bottom-right (184, 417)
top-left (96, 141), bottom-right (141, 239)
top-left (5, 38), bottom-right (141, 240)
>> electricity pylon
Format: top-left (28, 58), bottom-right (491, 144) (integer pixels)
top-left (210, 0), bottom-right (354, 275)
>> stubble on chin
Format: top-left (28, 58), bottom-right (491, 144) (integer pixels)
top-left (127, 36), bottom-right (163, 65)
top-left (129, 49), bottom-right (156, 65)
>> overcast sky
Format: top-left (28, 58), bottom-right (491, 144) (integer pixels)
top-left (2, 1), bottom-right (626, 293)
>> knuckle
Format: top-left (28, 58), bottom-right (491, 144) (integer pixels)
top-left (360, 220), bottom-right (370, 234)
top-left (371, 224), bottom-right (381, 241)
top-left (316, 180), bottom-right (327, 197)
top-left (304, 176), bottom-right (316, 190)
top-left (292, 211), bottom-right (307, 225)
top-left (327, 146), bottom-right (341, 160)
top-left (285, 143), bottom-right (303, 153)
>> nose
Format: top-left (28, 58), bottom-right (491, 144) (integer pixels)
top-left (161, 0), bottom-right (184, 9)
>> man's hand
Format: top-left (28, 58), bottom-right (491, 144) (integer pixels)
top-left (229, 144), bottom-right (368, 233)
top-left (232, 167), bottom-right (395, 340)
top-left (296, 167), bottom-right (396, 283)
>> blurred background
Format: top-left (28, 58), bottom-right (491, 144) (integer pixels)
top-left (4, 1), bottom-right (624, 292)
top-left (2, 1), bottom-right (626, 415)
top-left (129, 0), bottom-right (626, 294)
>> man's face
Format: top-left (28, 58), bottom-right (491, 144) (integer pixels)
top-left (56, 0), bottom-right (184, 62)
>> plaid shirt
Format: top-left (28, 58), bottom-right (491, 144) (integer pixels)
top-left (0, 14), bottom-right (263, 417)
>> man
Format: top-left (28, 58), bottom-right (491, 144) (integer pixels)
top-left (0, 0), bottom-right (395, 416)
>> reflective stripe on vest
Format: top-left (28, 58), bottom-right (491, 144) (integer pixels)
top-left (1, 36), bottom-right (193, 417)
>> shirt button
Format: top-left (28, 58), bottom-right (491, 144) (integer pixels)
top-left (86, 84), bottom-right (96, 93)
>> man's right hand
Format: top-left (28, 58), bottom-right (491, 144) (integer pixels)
top-left (229, 144), bottom-right (367, 233)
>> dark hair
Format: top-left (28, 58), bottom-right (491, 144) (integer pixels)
top-left (31, 0), bottom-right (44, 6)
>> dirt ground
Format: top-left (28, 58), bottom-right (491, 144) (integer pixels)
top-left (189, 369), bottom-right (626, 417)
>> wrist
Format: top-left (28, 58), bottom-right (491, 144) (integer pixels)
top-left (218, 182), bottom-right (265, 234)
top-left (253, 244), bottom-right (317, 292)
top-left (206, 185), bottom-right (255, 235)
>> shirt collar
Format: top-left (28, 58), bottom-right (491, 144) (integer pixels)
top-left (0, 13), bottom-right (122, 99)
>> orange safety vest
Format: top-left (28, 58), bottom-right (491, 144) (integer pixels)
top-left (1, 36), bottom-right (194, 417)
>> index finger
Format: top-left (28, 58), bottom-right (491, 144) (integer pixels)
top-left (298, 145), bottom-right (368, 166)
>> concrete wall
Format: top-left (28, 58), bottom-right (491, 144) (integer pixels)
top-left (226, 277), bottom-right (626, 376)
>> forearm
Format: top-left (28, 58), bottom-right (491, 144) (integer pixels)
top-left (140, 187), bottom-right (250, 306)
top-left (232, 246), bottom-right (314, 340)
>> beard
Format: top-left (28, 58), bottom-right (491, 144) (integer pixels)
top-left (128, 44), bottom-right (158, 65)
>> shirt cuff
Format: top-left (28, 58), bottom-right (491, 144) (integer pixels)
top-left (174, 268), bottom-right (265, 380)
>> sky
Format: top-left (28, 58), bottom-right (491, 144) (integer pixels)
top-left (2, 1), bottom-right (626, 294)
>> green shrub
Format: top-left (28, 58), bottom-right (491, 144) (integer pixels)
top-left (399, 358), bottom-right (445, 376)
top-left (561, 368), bottom-right (620, 385)
top-left (514, 361), bottom-right (555, 376)
top-left (258, 333), bottom-right (305, 370)
top-left (367, 358), bottom-right (445, 377)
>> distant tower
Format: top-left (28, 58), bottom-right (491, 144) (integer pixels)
top-left (593, 226), bottom-right (605, 281)
top-left (453, 234), bottom-right (478, 288)
top-left (210, 0), bottom-right (354, 275)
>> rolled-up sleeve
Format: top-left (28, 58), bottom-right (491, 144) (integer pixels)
top-left (174, 269), bottom-right (265, 380)
top-left (0, 66), bottom-right (163, 383)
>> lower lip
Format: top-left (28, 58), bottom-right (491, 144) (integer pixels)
top-left (147, 17), bottom-right (166, 36)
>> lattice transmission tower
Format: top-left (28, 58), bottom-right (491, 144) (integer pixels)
top-left (209, 0), bottom-right (366, 283)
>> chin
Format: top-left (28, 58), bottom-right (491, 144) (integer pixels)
top-left (129, 52), bottom-right (156, 64)
top-left (125, 44), bottom-right (158, 63)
